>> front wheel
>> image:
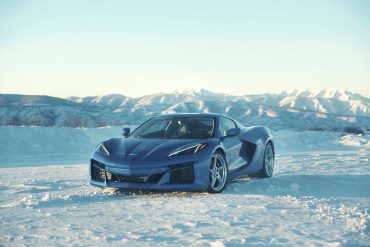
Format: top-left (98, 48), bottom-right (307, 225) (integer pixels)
top-left (207, 152), bottom-right (228, 193)
top-left (259, 143), bottom-right (274, 178)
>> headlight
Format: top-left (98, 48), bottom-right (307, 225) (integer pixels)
top-left (168, 144), bottom-right (208, 157)
top-left (95, 143), bottom-right (110, 156)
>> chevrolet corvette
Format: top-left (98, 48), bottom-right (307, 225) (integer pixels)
top-left (90, 113), bottom-right (274, 193)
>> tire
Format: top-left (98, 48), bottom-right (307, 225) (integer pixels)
top-left (207, 152), bottom-right (228, 193)
top-left (258, 142), bottom-right (274, 178)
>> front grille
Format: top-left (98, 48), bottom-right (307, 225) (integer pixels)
top-left (169, 163), bottom-right (194, 184)
top-left (114, 174), bottom-right (149, 183)
top-left (90, 159), bottom-right (163, 184)
top-left (110, 173), bottom-right (164, 184)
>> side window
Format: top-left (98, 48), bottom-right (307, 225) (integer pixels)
top-left (219, 117), bottom-right (237, 137)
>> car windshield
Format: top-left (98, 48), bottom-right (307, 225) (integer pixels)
top-left (129, 117), bottom-right (215, 139)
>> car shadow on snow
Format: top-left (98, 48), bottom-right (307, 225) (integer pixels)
top-left (113, 188), bottom-right (207, 198)
top-left (91, 173), bottom-right (370, 199)
top-left (225, 174), bottom-right (370, 198)
top-left (30, 174), bottom-right (370, 210)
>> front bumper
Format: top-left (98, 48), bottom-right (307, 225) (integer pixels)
top-left (89, 158), bottom-right (210, 191)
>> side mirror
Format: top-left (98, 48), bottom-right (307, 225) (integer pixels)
top-left (226, 128), bottom-right (240, 137)
top-left (122, 126), bottom-right (130, 137)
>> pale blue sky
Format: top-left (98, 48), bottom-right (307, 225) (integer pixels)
top-left (0, 0), bottom-right (369, 97)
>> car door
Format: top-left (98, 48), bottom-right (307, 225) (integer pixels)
top-left (219, 117), bottom-right (242, 173)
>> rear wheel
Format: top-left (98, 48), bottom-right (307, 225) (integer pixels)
top-left (259, 143), bottom-right (274, 178)
top-left (207, 152), bottom-right (228, 193)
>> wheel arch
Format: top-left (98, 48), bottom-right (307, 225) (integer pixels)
top-left (267, 139), bottom-right (275, 157)
top-left (214, 147), bottom-right (226, 158)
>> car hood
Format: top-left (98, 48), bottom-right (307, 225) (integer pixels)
top-left (103, 138), bottom-right (209, 161)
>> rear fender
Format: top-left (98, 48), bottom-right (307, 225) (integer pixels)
top-left (239, 126), bottom-right (273, 173)
top-left (240, 126), bottom-right (272, 144)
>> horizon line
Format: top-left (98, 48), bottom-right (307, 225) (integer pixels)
top-left (1, 87), bottom-right (368, 99)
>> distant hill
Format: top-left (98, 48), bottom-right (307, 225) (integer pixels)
top-left (0, 89), bottom-right (369, 130)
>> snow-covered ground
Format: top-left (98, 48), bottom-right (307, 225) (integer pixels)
top-left (1, 127), bottom-right (370, 246)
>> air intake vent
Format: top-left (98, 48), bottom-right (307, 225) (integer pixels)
top-left (91, 160), bottom-right (105, 182)
top-left (170, 164), bottom-right (194, 184)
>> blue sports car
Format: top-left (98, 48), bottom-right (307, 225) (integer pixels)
top-left (90, 113), bottom-right (274, 193)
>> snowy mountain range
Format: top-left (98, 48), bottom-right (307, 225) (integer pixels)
top-left (0, 89), bottom-right (369, 130)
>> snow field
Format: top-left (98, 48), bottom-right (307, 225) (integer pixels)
top-left (0, 152), bottom-right (369, 246)
top-left (0, 126), bottom-right (369, 246)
